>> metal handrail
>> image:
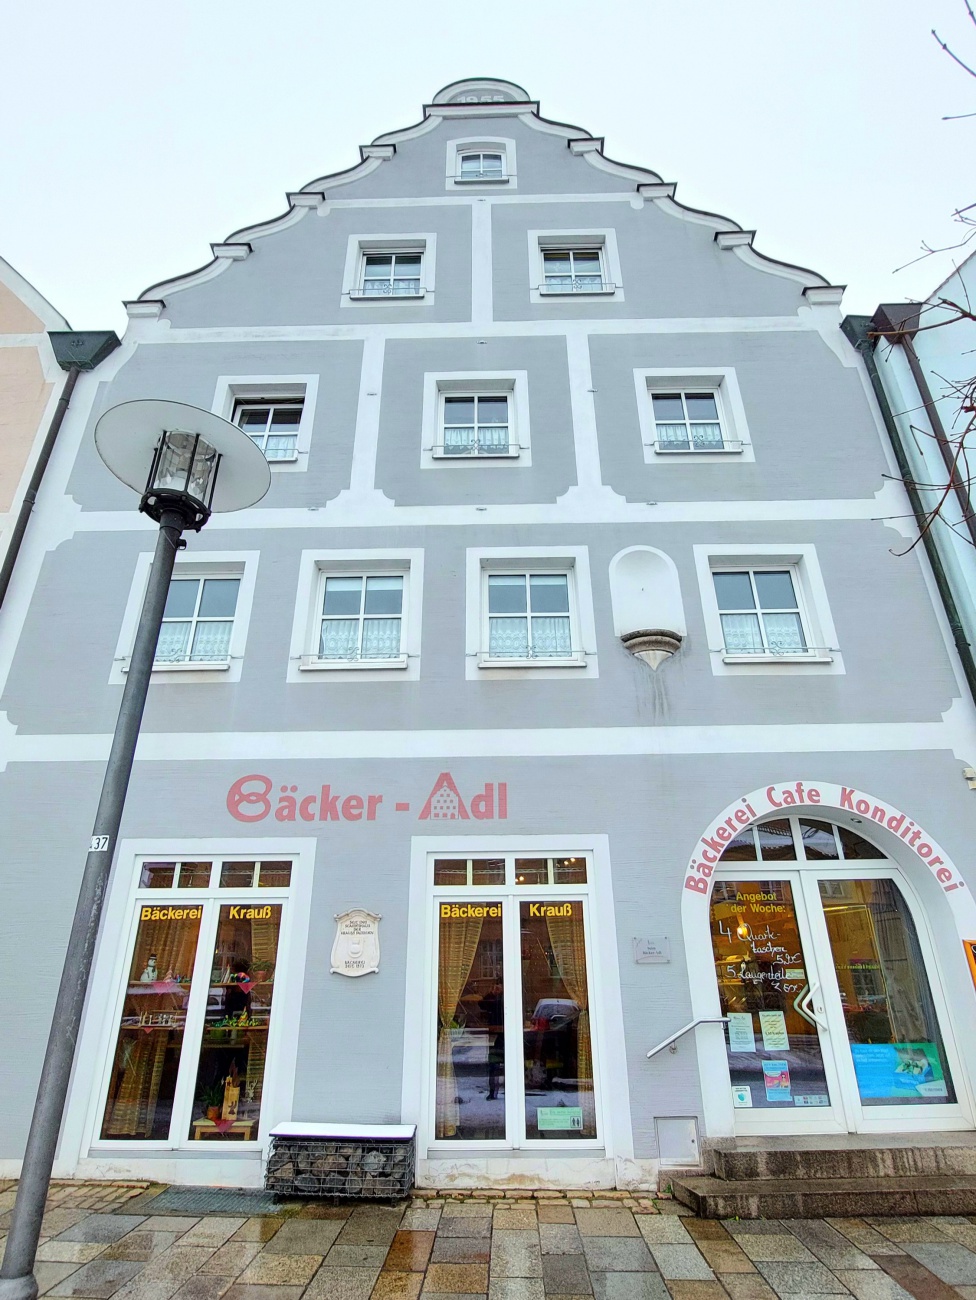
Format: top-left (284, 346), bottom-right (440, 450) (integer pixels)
top-left (647, 1017), bottom-right (728, 1059)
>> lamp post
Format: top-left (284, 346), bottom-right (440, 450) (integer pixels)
top-left (0, 401), bottom-right (269, 1300)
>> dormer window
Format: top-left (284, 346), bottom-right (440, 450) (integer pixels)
top-left (447, 138), bottom-right (516, 189)
top-left (459, 151), bottom-right (504, 182)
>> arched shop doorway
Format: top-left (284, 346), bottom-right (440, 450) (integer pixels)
top-left (681, 783), bottom-right (976, 1137)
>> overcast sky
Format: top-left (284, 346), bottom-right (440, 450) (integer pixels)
top-left (2, 0), bottom-right (972, 331)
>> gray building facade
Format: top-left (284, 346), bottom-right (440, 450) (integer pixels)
top-left (3, 78), bottom-right (976, 1191)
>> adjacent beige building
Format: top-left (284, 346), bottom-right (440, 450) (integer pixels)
top-left (0, 256), bottom-right (71, 570)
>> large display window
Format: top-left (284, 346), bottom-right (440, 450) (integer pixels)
top-left (98, 858), bottom-right (291, 1146)
top-left (431, 854), bottom-right (599, 1149)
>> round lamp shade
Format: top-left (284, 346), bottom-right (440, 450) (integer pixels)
top-left (94, 399), bottom-right (271, 513)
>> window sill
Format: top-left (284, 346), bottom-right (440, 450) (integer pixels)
top-left (433, 449), bottom-right (521, 460)
top-left (721, 652), bottom-right (833, 665)
top-left (348, 291), bottom-right (426, 301)
top-left (300, 657), bottom-right (409, 672)
top-left (266, 455), bottom-right (300, 465)
top-left (539, 286), bottom-right (617, 297)
top-left (121, 661), bottom-right (232, 674)
top-left (453, 175), bottom-right (510, 185)
top-left (651, 443), bottom-right (744, 455)
top-left (478, 654), bottom-right (587, 669)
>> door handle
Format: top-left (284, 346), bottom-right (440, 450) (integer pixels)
top-left (799, 982), bottom-right (829, 1033)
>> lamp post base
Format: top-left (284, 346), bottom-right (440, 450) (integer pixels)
top-left (0, 1273), bottom-right (39, 1299)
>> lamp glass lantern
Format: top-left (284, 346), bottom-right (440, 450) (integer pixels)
top-left (94, 398), bottom-right (271, 530)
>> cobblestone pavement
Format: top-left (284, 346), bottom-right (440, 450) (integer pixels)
top-left (6, 1182), bottom-right (976, 1300)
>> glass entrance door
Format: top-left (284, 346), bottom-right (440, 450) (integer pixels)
top-left (710, 873), bottom-right (848, 1131)
top-left (710, 817), bottom-right (965, 1133)
top-left (815, 874), bottom-right (957, 1124)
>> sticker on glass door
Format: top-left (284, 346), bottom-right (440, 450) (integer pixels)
top-left (710, 879), bottom-right (832, 1111)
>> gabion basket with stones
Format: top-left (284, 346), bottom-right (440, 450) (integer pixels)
top-left (265, 1135), bottom-right (415, 1199)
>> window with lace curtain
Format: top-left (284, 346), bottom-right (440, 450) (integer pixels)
top-left (311, 572), bottom-right (406, 668)
top-left (712, 568), bottom-right (809, 657)
top-left (156, 576), bottom-right (240, 666)
top-left (481, 569), bottom-right (581, 666)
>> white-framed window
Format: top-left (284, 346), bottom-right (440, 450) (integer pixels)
top-left (212, 376), bottom-right (318, 473)
top-left (110, 552), bottom-right (259, 685)
top-left (401, 832), bottom-right (631, 1166)
top-left (446, 137), bottom-right (516, 189)
top-left (633, 368), bottom-right (753, 463)
top-left (341, 235), bottom-right (436, 306)
top-left (317, 574), bottom-right (404, 664)
top-left (234, 399), bottom-right (303, 462)
top-left (73, 837), bottom-right (314, 1164)
top-left (157, 575), bottom-right (240, 666)
top-left (713, 569), bottom-right (806, 655)
top-left (465, 548), bottom-right (598, 679)
top-left (428, 852), bottom-right (600, 1148)
top-left (287, 549), bottom-right (424, 682)
top-left (527, 230), bottom-right (623, 303)
top-left (694, 544), bottom-right (843, 676)
top-left (421, 372), bottom-right (530, 467)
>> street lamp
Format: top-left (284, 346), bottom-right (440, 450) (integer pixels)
top-left (0, 401), bottom-right (269, 1300)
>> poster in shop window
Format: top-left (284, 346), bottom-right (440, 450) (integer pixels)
top-left (849, 1043), bottom-right (948, 1099)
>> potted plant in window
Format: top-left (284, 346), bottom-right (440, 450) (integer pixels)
top-left (200, 1082), bottom-right (224, 1123)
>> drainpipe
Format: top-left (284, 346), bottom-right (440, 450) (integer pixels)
top-left (0, 330), bottom-right (119, 612)
top-left (841, 315), bottom-right (976, 711)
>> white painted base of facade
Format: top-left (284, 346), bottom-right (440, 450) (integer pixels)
top-left (0, 1157), bottom-right (267, 1189)
top-left (417, 1156), bottom-right (661, 1191)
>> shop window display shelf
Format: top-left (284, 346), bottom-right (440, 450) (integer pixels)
top-left (266, 1122), bottom-right (416, 1199)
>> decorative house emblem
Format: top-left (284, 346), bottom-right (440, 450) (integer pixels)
top-left (419, 772), bottom-right (470, 820)
top-left (331, 909), bottom-right (381, 977)
top-left (620, 628), bottom-right (683, 670)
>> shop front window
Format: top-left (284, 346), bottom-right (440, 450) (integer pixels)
top-left (432, 854), bottom-right (597, 1147)
top-left (101, 905), bottom-right (201, 1140)
top-left (99, 859), bottom-right (291, 1146)
top-left (820, 878), bottom-right (955, 1106)
top-left (187, 904), bottom-right (282, 1141)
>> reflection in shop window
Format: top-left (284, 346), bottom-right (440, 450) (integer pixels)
top-left (436, 902), bottom-right (506, 1140)
top-left (520, 901), bottom-right (595, 1139)
top-left (187, 904), bottom-right (282, 1141)
top-left (101, 907), bottom-right (201, 1139)
top-left (820, 877), bottom-right (955, 1106)
top-left (100, 858), bottom-right (291, 1145)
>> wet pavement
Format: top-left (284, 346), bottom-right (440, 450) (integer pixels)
top-left (4, 1181), bottom-right (976, 1300)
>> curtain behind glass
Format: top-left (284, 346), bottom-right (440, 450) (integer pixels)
top-left (436, 913), bottom-right (484, 1137)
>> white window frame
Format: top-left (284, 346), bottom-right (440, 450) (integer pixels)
top-left (287, 548), bottom-right (424, 682)
top-left (465, 547), bottom-right (598, 680)
top-left (212, 375), bottom-right (318, 474)
top-left (633, 368), bottom-right (754, 464)
top-left (341, 234), bottom-right (436, 306)
top-left (401, 833), bottom-right (633, 1168)
top-left (527, 229), bottom-right (623, 304)
top-left (694, 543), bottom-right (844, 676)
top-left (110, 552), bottom-right (259, 685)
top-left (421, 371), bottom-right (531, 469)
top-left (446, 136), bottom-right (516, 189)
top-left (66, 837), bottom-right (314, 1177)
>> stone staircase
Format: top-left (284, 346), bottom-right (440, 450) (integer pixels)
top-left (668, 1133), bottom-right (976, 1218)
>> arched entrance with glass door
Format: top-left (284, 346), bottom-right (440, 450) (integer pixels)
top-left (681, 784), bottom-right (976, 1137)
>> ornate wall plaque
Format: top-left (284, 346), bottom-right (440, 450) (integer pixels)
top-left (331, 909), bottom-right (381, 977)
